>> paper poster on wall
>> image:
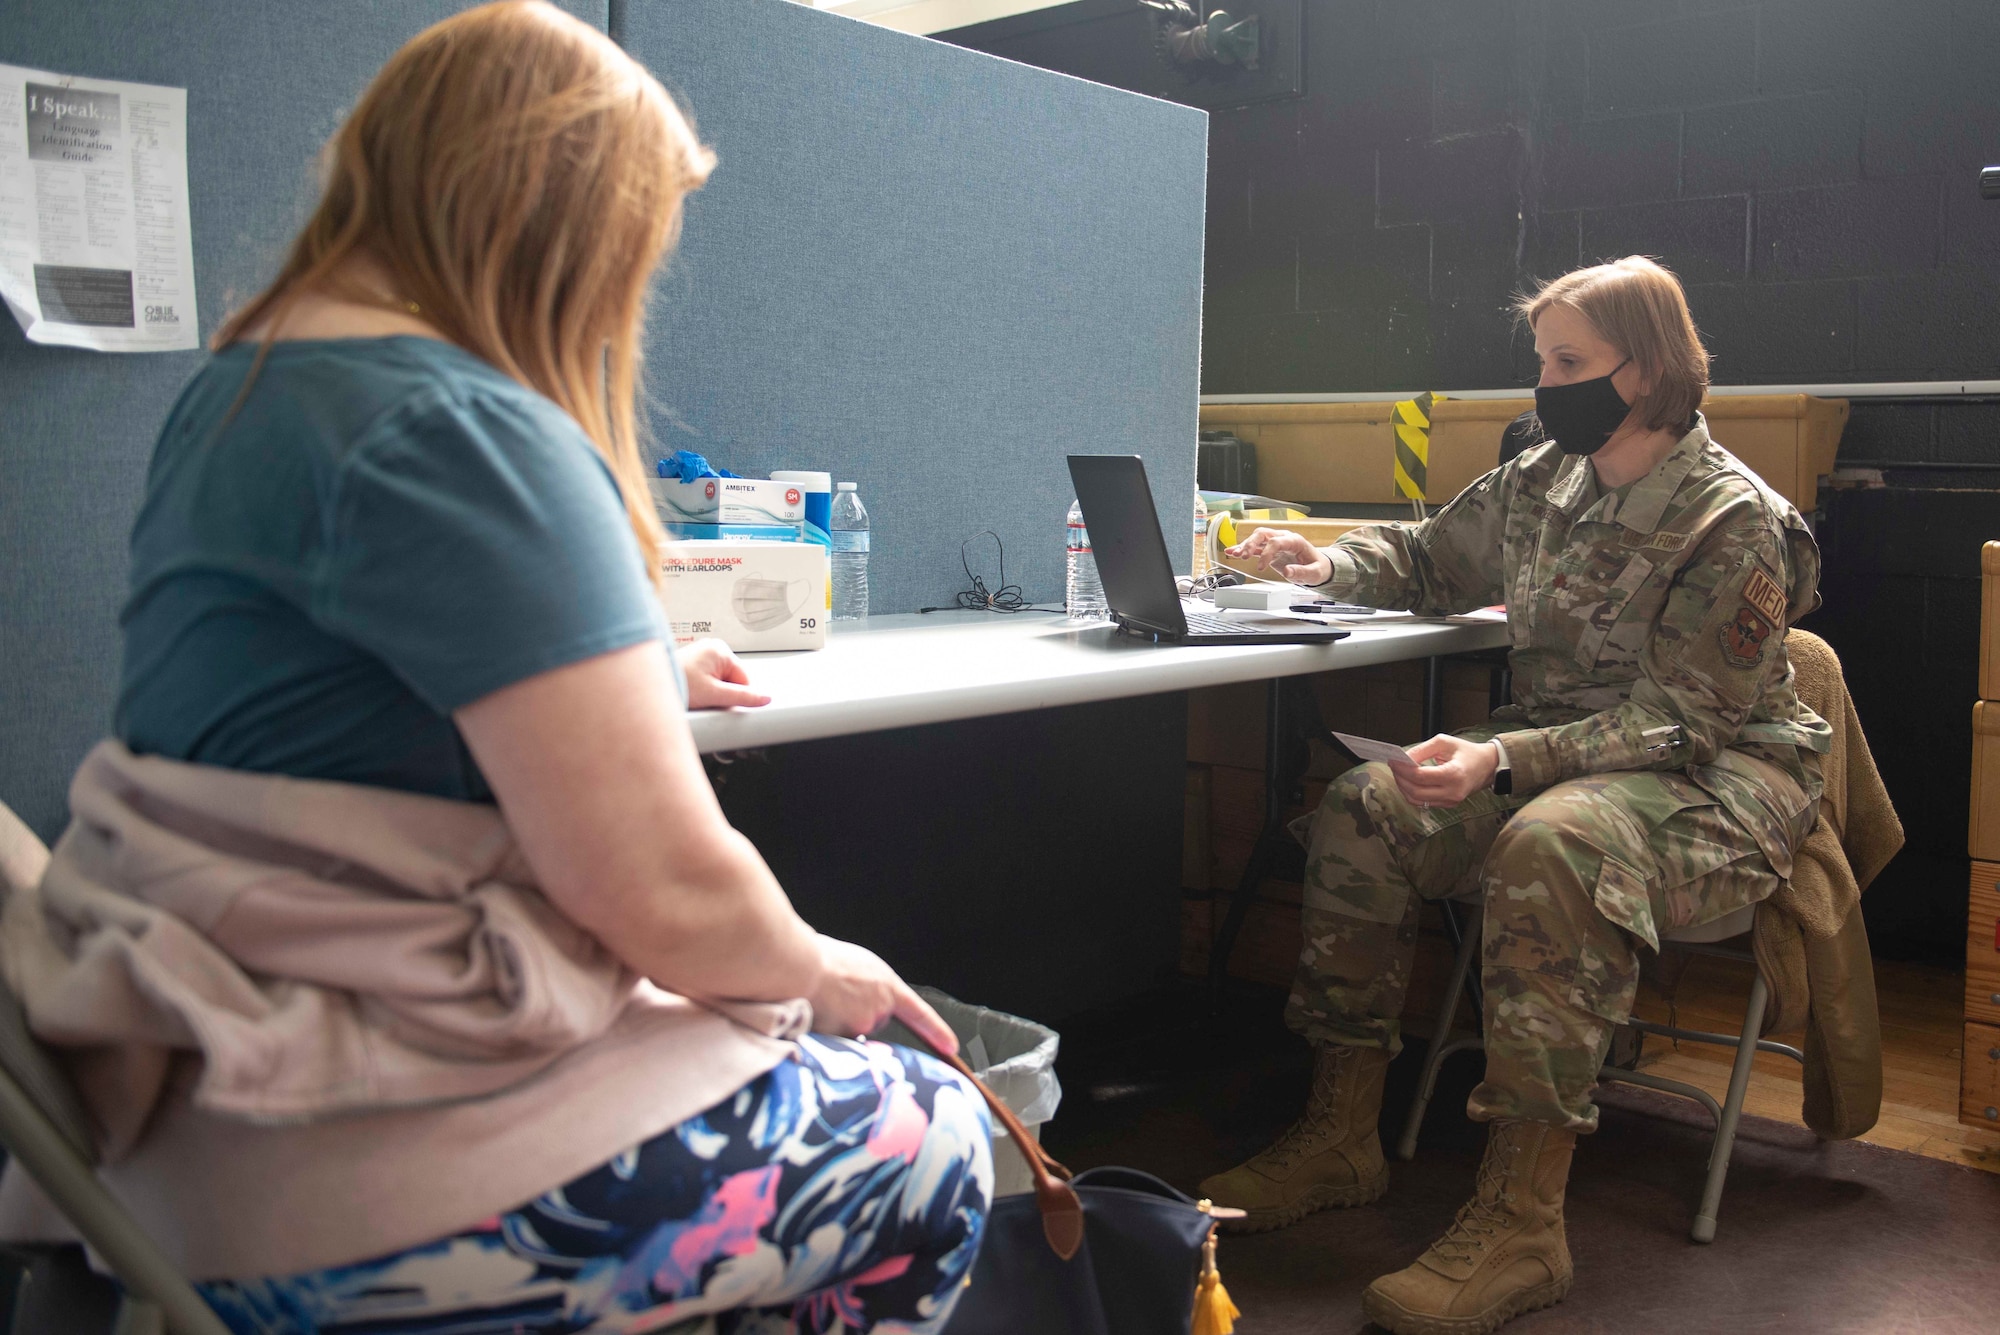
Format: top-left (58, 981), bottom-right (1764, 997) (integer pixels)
top-left (0, 63), bottom-right (197, 352)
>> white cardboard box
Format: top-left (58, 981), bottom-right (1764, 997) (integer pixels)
top-left (648, 476), bottom-right (806, 526)
top-left (658, 540), bottom-right (829, 652)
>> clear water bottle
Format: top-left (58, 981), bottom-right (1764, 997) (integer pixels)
top-left (830, 482), bottom-right (870, 620)
top-left (1065, 498), bottom-right (1107, 621)
top-left (1192, 490), bottom-right (1212, 580)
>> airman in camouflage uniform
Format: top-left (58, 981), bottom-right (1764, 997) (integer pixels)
top-left (1200, 415), bottom-right (1829, 1265)
top-left (1288, 416), bottom-right (1828, 1131)
top-left (1202, 246), bottom-right (1832, 1332)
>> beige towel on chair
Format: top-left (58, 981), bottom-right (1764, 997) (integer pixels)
top-left (1751, 630), bottom-right (1900, 1139)
top-left (1764, 629), bottom-right (1904, 944)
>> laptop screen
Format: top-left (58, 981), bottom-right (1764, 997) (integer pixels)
top-left (1066, 454), bottom-right (1188, 635)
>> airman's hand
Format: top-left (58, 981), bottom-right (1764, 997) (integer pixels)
top-left (1224, 527), bottom-right (1333, 585)
top-left (1393, 734), bottom-right (1502, 808)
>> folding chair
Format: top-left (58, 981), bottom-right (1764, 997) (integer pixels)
top-left (0, 799), bottom-right (229, 1335)
top-left (1394, 900), bottom-right (1802, 1244)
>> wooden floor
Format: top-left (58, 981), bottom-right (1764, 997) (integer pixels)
top-left (1627, 952), bottom-right (2000, 1175)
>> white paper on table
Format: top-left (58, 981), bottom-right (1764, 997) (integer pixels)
top-left (1329, 730), bottom-right (1420, 776)
top-left (1446, 605), bottom-right (1509, 624)
top-left (0, 64), bottom-right (197, 351)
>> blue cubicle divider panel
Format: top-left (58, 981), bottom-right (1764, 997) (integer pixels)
top-left (617, 0), bottom-right (1207, 616)
top-left (0, 1), bottom-right (609, 840)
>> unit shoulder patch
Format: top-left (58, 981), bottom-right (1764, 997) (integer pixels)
top-left (1741, 566), bottom-right (1788, 625)
top-left (1718, 606), bottom-right (1773, 668)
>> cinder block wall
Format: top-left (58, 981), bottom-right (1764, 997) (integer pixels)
top-left (947, 0), bottom-right (2000, 961)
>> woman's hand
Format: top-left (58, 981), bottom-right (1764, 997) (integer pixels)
top-left (681, 638), bottom-right (771, 710)
top-left (1393, 735), bottom-right (1501, 808)
top-left (808, 935), bottom-right (958, 1055)
top-left (1225, 527), bottom-right (1333, 586)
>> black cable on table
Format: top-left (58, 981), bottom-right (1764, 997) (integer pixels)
top-left (919, 530), bottom-right (1065, 615)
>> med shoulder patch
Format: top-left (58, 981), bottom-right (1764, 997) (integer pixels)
top-left (1741, 566), bottom-right (1788, 625)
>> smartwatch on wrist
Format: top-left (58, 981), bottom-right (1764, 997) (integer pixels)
top-left (1490, 740), bottom-right (1513, 797)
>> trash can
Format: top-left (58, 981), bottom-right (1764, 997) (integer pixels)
top-left (879, 988), bottom-right (1062, 1197)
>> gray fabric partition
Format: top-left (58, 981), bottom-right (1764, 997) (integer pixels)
top-left (0, 1), bottom-right (609, 840)
top-left (1, 0), bottom-right (1204, 842)
top-left (619, 0), bottom-right (1206, 617)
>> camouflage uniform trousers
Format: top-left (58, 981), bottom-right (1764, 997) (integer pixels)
top-left (1286, 734), bottom-right (1793, 1134)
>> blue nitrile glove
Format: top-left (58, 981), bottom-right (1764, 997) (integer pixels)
top-left (657, 450), bottom-right (742, 481)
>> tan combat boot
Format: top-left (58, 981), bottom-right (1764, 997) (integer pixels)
top-left (1361, 1119), bottom-right (1577, 1335)
top-left (1196, 1043), bottom-right (1391, 1232)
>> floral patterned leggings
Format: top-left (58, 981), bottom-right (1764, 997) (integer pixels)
top-left (197, 1036), bottom-right (995, 1334)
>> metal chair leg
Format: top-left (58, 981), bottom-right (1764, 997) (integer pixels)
top-left (1440, 894), bottom-right (1485, 1023)
top-left (1604, 1067), bottom-right (1724, 1128)
top-left (1690, 970), bottom-right (1769, 1244)
top-left (1396, 905), bottom-right (1482, 1161)
top-left (0, 1070), bottom-right (230, 1335)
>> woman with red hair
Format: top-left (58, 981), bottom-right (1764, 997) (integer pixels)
top-left (1, 5), bottom-right (990, 1330)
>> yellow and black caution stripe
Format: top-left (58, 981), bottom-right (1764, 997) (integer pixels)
top-left (1391, 391), bottom-right (1444, 518)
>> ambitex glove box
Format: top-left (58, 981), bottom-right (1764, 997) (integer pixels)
top-left (657, 539), bottom-right (829, 652)
top-left (648, 476), bottom-right (808, 526)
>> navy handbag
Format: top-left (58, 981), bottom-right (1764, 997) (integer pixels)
top-left (931, 1046), bottom-right (1243, 1335)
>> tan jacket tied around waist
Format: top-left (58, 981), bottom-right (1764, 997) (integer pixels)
top-left (0, 741), bottom-right (808, 1279)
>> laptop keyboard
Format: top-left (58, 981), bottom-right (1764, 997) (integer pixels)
top-left (1183, 610), bottom-right (1295, 636)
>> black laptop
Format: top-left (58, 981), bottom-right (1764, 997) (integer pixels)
top-left (1067, 454), bottom-right (1350, 647)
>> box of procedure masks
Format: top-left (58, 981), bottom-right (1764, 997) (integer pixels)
top-left (663, 521), bottom-right (804, 542)
top-left (657, 540), bottom-right (829, 652)
top-left (648, 476), bottom-right (806, 526)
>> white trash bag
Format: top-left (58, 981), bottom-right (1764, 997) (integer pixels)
top-left (876, 987), bottom-right (1062, 1197)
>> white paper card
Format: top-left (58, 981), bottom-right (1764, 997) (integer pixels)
top-left (0, 63), bottom-right (197, 351)
top-left (1330, 730), bottom-right (1419, 776)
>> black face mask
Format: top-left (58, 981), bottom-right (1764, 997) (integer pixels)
top-left (1534, 357), bottom-right (1633, 457)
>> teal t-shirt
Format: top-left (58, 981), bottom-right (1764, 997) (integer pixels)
top-left (118, 336), bottom-right (671, 802)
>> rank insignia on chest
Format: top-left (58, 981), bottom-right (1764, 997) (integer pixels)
top-left (1719, 606), bottom-right (1772, 667)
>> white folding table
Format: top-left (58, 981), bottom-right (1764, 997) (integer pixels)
top-left (685, 610), bottom-right (1513, 993)
top-left (686, 611), bottom-right (1509, 754)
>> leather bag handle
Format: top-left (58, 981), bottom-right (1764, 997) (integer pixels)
top-left (927, 1043), bottom-right (1085, 1261)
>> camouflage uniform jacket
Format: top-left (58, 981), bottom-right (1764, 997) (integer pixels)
top-left (1313, 415), bottom-right (1830, 871)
